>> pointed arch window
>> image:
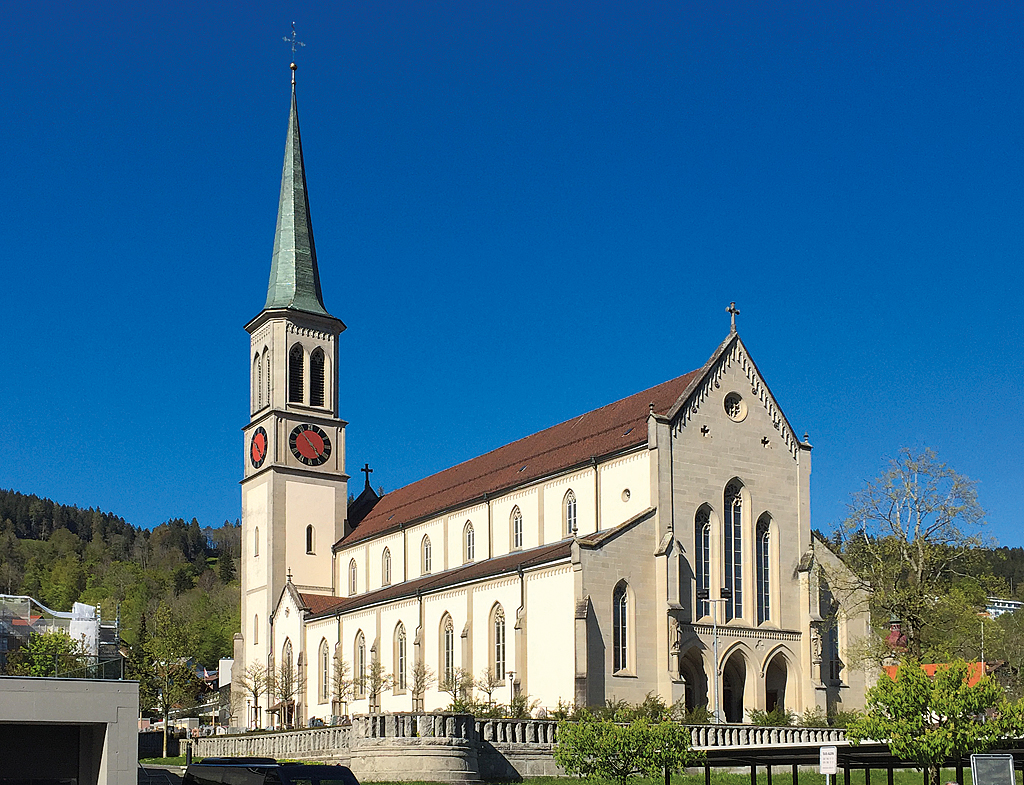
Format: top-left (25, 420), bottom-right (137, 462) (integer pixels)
top-left (511, 506), bottom-right (523, 550)
top-left (382, 547), bottom-right (392, 587)
top-left (613, 582), bottom-right (629, 672)
top-left (254, 527), bottom-right (259, 557)
top-left (348, 559), bottom-right (358, 596)
top-left (254, 355), bottom-right (262, 410)
top-left (263, 348), bottom-right (271, 406)
top-left (464, 522), bottom-right (475, 563)
top-left (421, 535), bottom-right (432, 575)
top-left (306, 525), bottom-right (315, 554)
top-left (319, 639), bottom-right (330, 703)
top-left (310, 348), bottom-right (326, 408)
top-left (724, 483), bottom-right (743, 621)
top-left (564, 490), bottom-right (577, 537)
top-left (441, 614), bottom-right (455, 684)
top-left (756, 514), bottom-right (771, 624)
top-left (394, 622), bottom-right (407, 692)
top-left (355, 631), bottom-right (366, 698)
top-left (288, 344), bottom-right (304, 404)
top-left (491, 605), bottom-right (506, 681)
top-left (695, 506), bottom-right (711, 618)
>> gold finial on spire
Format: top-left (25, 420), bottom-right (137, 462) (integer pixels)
top-left (283, 21), bottom-right (305, 84)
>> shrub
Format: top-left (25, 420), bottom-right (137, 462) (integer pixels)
top-left (748, 707), bottom-right (796, 727)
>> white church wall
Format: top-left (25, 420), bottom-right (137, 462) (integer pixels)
top-left (378, 597), bottom-right (418, 713)
top-left (369, 531), bottom-right (403, 590)
top-left (468, 576), bottom-right (520, 705)
top-left (541, 469), bottom-right (592, 542)
top-left (285, 480), bottom-right (337, 593)
top-left (339, 607), bottom-right (378, 714)
top-left (491, 487), bottom-right (539, 557)
top-left (303, 616), bottom-right (337, 720)
top-left (422, 586), bottom-right (469, 711)
top-left (523, 564), bottom-right (575, 708)
top-left (598, 451), bottom-right (649, 531)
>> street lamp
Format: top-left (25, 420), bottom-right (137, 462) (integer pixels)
top-left (697, 587), bottom-right (731, 724)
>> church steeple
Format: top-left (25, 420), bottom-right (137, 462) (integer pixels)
top-left (263, 65), bottom-right (334, 319)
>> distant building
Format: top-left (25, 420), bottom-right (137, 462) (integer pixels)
top-left (985, 597), bottom-right (1023, 619)
top-left (0, 594), bottom-right (119, 672)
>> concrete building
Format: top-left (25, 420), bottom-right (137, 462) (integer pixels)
top-left (0, 677), bottom-right (139, 785)
top-left (233, 66), bottom-right (871, 728)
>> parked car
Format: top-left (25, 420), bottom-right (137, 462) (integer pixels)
top-left (183, 757), bottom-right (359, 785)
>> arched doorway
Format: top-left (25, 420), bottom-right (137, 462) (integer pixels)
top-left (765, 653), bottom-right (789, 712)
top-left (722, 651), bottom-right (747, 723)
top-left (679, 648), bottom-right (708, 713)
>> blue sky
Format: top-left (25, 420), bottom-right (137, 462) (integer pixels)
top-left (1, 2), bottom-right (1021, 548)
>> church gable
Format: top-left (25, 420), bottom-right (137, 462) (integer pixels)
top-left (667, 333), bottom-right (802, 460)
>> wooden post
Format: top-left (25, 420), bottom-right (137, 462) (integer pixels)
top-left (767, 764), bottom-right (773, 785)
top-left (845, 764), bottom-right (851, 785)
top-left (705, 761), bottom-right (712, 785)
top-left (956, 757), bottom-right (964, 785)
top-left (887, 767), bottom-right (894, 785)
top-left (751, 764), bottom-right (757, 785)
top-left (866, 768), bottom-right (872, 785)
top-left (792, 763), bottom-right (799, 785)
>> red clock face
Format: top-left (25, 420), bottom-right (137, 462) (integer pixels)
top-left (289, 424), bottom-right (332, 466)
top-left (250, 427), bottom-right (268, 469)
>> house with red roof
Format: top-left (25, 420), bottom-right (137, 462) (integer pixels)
top-left (232, 70), bottom-right (872, 728)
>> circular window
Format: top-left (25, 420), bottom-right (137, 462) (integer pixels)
top-left (622, 489), bottom-right (631, 502)
top-left (724, 392), bottom-right (747, 422)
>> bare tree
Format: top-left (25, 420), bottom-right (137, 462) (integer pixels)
top-left (273, 659), bottom-right (306, 728)
top-left (239, 662), bottom-right (270, 729)
top-left (331, 656), bottom-right (354, 716)
top-left (438, 666), bottom-right (473, 709)
top-left (364, 658), bottom-right (393, 713)
top-left (830, 448), bottom-right (988, 659)
top-left (411, 661), bottom-right (435, 711)
top-left (475, 667), bottom-right (504, 706)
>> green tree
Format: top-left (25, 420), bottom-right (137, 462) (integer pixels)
top-left (4, 629), bottom-right (88, 677)
top-left (125, 613), bottom-right (159, 713)
top-left (146, 603), bottom-right (201, 757)
top-left (555, 716), bottom-right (700, 785)
top-left (847, 658), bottom-right (1014, 785)
top-left (830, 449), bottom-right (988, 659)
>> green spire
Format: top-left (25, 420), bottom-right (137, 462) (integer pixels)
top-left (264, 72), bottom-right (332, 318)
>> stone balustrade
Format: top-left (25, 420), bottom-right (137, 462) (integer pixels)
top-left (195, 715), bottom-right (848, 781)
top-left (689, 725), bottom-right (847, 749)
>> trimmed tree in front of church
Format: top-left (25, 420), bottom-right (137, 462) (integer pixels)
top-left (847, 658), bottom-right (1020, 785)
top-left (555, 715), bottom-right (700, 785)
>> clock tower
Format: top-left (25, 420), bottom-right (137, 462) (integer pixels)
top-left (236, 65), bottom-right (348, 724)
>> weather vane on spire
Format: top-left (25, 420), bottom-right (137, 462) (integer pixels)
top-left (283, 21), bottom-right (305, 82)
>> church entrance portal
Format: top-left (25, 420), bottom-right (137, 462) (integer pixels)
top-left (678, 648), bottom-right (708, 712)
top-left (722, 652), bottom-right (747, 723)
top-left (765, 653), bottom-right (789, 712)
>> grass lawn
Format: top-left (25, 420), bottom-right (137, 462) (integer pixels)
top-left (363, 772), bottom-right (1023, 785)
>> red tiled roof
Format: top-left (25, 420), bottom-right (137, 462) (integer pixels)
top-left (882, 662), bottom-right (986, 686)
top-left (300, 540), bottom-right (574, 620)
top-left (337, 368), bottom-right (702, 549)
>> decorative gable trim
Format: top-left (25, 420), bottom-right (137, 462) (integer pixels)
top-left (669, 335), bottom-right (801, 459)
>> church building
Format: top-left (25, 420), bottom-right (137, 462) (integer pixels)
top-left (233, 68), bottom-right (871, 728)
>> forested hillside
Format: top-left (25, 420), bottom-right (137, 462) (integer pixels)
top-left (0, 489), bottom-right (240, 667)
